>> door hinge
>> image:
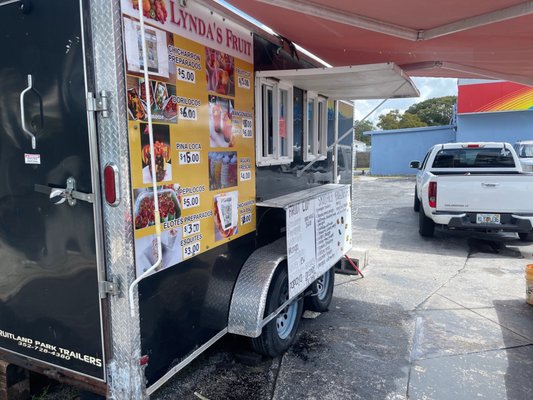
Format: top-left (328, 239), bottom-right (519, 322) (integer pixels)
top-left (99, 276), bottom-right (119, 298)
top-left (87, 91), bottom-right (110, 118)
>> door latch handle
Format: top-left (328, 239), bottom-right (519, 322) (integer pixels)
top-left (20, 74), bottom-right (43, 150)
top-left (49, 188), bottom-right (68, 205)
top-left (35, 177), bottom-right (94, 207)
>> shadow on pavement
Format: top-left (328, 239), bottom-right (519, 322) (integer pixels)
top-left (273, 296), bottom-right (412, 400)
top-left (372, 206), bottom-right (530, 259)
top-left (494, 299), bottom-right (533, 400)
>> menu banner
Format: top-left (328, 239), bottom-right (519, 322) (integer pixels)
top-left (286, 200), bottom-right (316, 299)
top-left (121, 0), bottom-right (256, 277)
top-left (286, 186), bottom-right (352, 298)
top-left (121, 0), bottom-right (253, 63)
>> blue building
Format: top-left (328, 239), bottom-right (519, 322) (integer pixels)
top-left (366, 79), bottom-right (533, 175)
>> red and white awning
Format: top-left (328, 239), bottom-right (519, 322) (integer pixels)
top-left (217, 0), bottom-right (533, 86)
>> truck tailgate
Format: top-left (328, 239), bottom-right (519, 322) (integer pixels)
top-left (436, 174), bottom-right (533, 213)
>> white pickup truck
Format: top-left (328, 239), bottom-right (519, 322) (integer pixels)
top-left (410, 142), bottom-right (533, 240)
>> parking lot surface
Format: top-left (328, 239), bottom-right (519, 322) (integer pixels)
top-left (154, 177), bottom-right (533, 400)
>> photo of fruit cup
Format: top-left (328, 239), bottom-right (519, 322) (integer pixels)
top-left (209, 152), bottom-right (238, 190)
top-left (209, 95), bottom-right (234, 148)
top-left (214, 192), bottom-right (238, 241)
top-left (212, 103), bottom-right (222, 133)
top-left (205, 47), bottom-right (235, 96)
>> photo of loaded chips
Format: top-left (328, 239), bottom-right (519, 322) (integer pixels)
top-left (140, 123), bottom-right (172, 183)
top-left (127, 76), bottom-right (177, 123)
top-left (134, 186), bottom-right (181, 230)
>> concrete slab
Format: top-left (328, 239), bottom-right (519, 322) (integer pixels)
top-left (409, 346), bottom-right (533, 400)
top-left (411, 307), bottom-right (530, 360)
top-left (436, 257), bottom-right (530, 310)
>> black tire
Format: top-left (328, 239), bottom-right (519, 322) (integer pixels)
top-left (413, 186), bottom-right (420, 212)
top-left (251, 266), bottom-right (303, 357)
top-left (419, 203), bottom-right (435, 237)
top-left (518, 231), bottom-right (533, 242)
top-left (304, 267), bottom-right (335, 312)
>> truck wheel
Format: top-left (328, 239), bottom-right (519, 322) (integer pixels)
top-left (251, 266), bottom-right (303, 357)
top-left (413, 186), bottom-right (420, 212)
top-left (304, 267), bottom-right (335, 312)
top-left (518, 231), bottom-right (533, 241)
top-left (419, 204), bottom-right (435, 237)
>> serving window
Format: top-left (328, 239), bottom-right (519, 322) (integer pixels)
top-left (255, 77), bottom-right (293, 166)
top-left (303, 92), bottom-right (327, 162)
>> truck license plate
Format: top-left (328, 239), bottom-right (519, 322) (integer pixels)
top-left (476, 213), bottom-right (501, 224)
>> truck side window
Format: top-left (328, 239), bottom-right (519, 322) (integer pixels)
top-left (421, 151), bottom-right (431, 169)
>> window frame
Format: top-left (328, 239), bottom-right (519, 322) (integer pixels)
top-left (255, 77), bottom-right (294, 166)
top-left (303, 91), bottom-right (327, 162)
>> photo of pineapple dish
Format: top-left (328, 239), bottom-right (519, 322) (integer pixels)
top-left (142, 141), bottom-right (170, 182)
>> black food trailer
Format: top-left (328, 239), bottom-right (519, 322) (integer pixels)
top-left (0, 0), bottom-right (418, 398)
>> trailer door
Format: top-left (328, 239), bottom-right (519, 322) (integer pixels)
top-left (0, 0), bottom-right (105, 380)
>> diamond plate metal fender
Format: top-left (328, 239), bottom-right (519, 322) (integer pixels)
top-left (228, 238), bottom-right (287, 338)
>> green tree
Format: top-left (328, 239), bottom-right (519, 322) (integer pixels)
top-left (354, 119), bottom-right (374, 145)
top-left (398, 112), bottom-right (427, 129)
top-left (377, 109), bottom-right (401, 130)
top-left (406, 96), bottom-right (457, 126)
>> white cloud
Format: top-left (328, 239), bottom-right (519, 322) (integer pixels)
top-left (353, 77), bottom-right (458, 125)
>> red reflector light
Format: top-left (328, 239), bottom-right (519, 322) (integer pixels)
top-left (104, 163), bottom-right (119, 206)
top-left (139, 355), bottom-right (149, 366)
top-left (466, 144), bottom-right (480, 148)
top-left (428, 182), bottom-right (437, 208)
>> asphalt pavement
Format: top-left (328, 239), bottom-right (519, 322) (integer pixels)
top-left (154, 176), bottom-right (533, 400)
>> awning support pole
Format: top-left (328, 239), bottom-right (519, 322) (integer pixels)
top-left (333, 100), bottom-right (339, 183)
top-left (297, 81), bottom-right (407, 177)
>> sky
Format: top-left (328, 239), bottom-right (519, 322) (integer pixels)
top-left (353, 77), bottom-right (458, 125)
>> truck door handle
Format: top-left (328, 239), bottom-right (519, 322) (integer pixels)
top-left (35, 177), bottom-right (94, 206)
top-left (481, 183), bottom-right (499, 188)
top-left (20, 74), bottom-right (43, 150)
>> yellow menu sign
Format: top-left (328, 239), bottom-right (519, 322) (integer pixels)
top-left (121, 0), bottom-right (256, 277)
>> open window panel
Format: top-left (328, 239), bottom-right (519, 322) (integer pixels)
top-left (304, 91), bottom-right (328, 162)
top-left (255, 63), bottom-right (420, 166)
top-left (255, 77), bottom-right (294, 166)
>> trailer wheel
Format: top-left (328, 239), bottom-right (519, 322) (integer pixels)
top-left (304, 267), bottom-right (335, 312)
top-left (251, 266), bottom-right (303, 357)
top-left (419, 203), bottom-right (435, 237)
top-left (518, 231), bottom-right (533, 242)
top-left (413, 186), bottom-right (420, 212)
